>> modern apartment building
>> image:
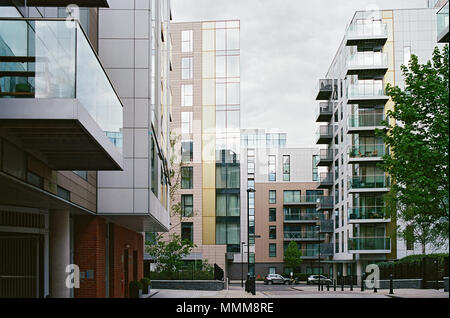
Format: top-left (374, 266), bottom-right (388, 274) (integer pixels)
top-left (0, 0), bottom-right (171, 298)
top-left (314, 6), bottom-right (446, 284)
top-left (238, 130), bottom-right (334, 278)
top-left (436, 0), bottom-right (449, 42)
top-left (166, 20), bottom-right (240, 275)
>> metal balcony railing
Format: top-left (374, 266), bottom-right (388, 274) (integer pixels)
top-left (349, 175), bottom-right (390, 189)
top-left (348, 113), bottom-right (385, 128)
top-left (348, 237), bottom-right (391, 251)
top-left (348, 206), bottom-right (387, 220)
top-left (349, 144), bottom-right (387, 159)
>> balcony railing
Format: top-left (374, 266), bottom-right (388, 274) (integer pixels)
top-left (349, 144), bottom-right (386, 159)
top-left (303, 245), bottom-right (333, 257)
top-left (316, 79), bottom-right (333, 100)
top-left (348, 206), bottom-right (387, 220)
top-left (316, 125), bottom-right (334, 144)
top-left (317, 196), bottom-right (333, 209)
top-left (284, 213), bottom-right (326, 222)
top-left (348, 113), bottom-right (385, 128)
top-left (284, 231), bottom-right (325, 240)
top-left (348, 237), bottom-right (391, 251)
top-left (347, 83), bottom-right (386, 100)
top-left (319, 172), bottom-right (333, 184)
top-left (346, 23), bottom-right (388, 39)
top-left (316, 102), bottom-right (333, 121)
top-left (346, 52), bottom-right (388, 69)
top-left (349, 175), bottom-right (390, 189)
top-left (437, 1), bottom-right (449, 42)
top-left (319, 149), bottom-right (335, 161)
top-left (0, 18), bottom-right (123, 145)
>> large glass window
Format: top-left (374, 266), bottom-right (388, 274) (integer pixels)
top-left (284, 190), bottom-right (301, 204)
top-left (312, 155), bottom-right (319, 181)
top-left (181, 195), bottom-right (193, 217)
top-left (181, 84), bottom-right (193, 106)
top-left (181, 30), bottom-right (193, 53)
top-left (181, 112), bottom-right (193, 134)
top-left (181, 57), bottom-right (193, 79)
top-left (269, 243), bottom-right (277, 257)
top-left (269, 190), bottom-right (276, 204)
top-left (268, 155), bottom-right (276, 181)
top-left (181, 222), bottom-right (194, 243)
top-left (269, 208), bottom-right (276, 222)
top-left (216, 193), bottom-right (240, 216)
top-left (181, 140), bottom-right (193, 162)
top-left (181, 166), bottom-right (193, 189)
top-left (283, 155), bottom-right (290, 181)
top-left (269, 226), bottom-right (276, 240)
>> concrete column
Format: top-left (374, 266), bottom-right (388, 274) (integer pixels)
top-left (49, 210), bottom-right (70, 298)
top-left (333, 263), bottom-right (338, 281)
top-left (342, 263), bottom-right (347, 277)
top-left (356, 260), bottom-right (363, 286)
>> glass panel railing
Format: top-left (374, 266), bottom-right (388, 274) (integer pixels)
top-left (284, 213), bottom-right (326, 222)
top-left (348, 237), bottom-right (391, 250)
top-left (316, 79), bottom-right (333, 93)
top-left (316, 125), bottom-right (334, 140)
top-left (348, 206), bottom-right (387, 220)
top-left (348, 113), bottom-right (385, 127)
top-left (349, 175), bottom-right (390, 189)
top-left (284, 195), bottom-right (328, 205)
top-left (347, 83), bottom-right (386, 99)
top-left (320, 172), bottom-right (333, 184)
top-left (349, 144), bottom-right (386, 158)
top-left (346, 23), bottom-right (388, 38)
top-left (437, 2), bottom-right (449, 37)
top-left (284, 231), bottom-right (325, 240)
top-left (346, 52), bottom-right (388, 69)
top-left (0, 18), bottom-right (123, 151)
top-left (319, 149), bottom-right (335, 161)
top-left (317, 196), bottom-right (333, 209)
top-left (316, 102), bottom-right (333, 116)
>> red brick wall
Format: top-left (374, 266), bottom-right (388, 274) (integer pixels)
top-left (73, 216), bottom-right (143, 298)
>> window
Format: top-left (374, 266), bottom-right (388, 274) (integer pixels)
top-left (73, 170), bottom-right (88, 181)
top-left (268, 155), bottom-right (276, 181)
top-left (269, 226), bottom-right (276, 240)
top-left (181, 84), bottom-right (193, 106)
top-left (2, 140), bottom-right (26, 180)
top-left (284, 190), bottom-right (300, 204)
top-left (181, 57), bottom-right (193, 79)
top-left (269, 267), bottom-right (276, 275)
top-left (181, 167), bottom-right (193, 189)
top-left (283, 155), bottom-right (290, 181)
top-left (27, 171), bottom-right (43, 188)
top-left (181, 30), bottom-right (193, 52)
top-left (181, 140), bottom-right (193, 162)
top-left (181, 222), bottom-right (194, 243)
top-left (57, 186), bottom-right (70, 200)
top-left (269, 208), bottom-right (276, 222)
top-left (269, 190), bottom-right (276, 204)
top-left (181, 112), bottom-right (193, 134)
top-left (269, 243), bottom-right (277, 257)
top-left (181, 195), bottom-right (193, 217)
top-left (335, 233), bottom-right (339, 253)
top-left (312, 155), bottom-right (319, 181)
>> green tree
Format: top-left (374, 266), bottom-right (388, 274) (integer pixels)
top-left (283, 241), bottom-right (303, 272)
top-left (145, 233), bottom-right (196, 276)
top-left (377, 45), bottom-right (449, 253)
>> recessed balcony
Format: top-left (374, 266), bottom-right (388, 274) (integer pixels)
top-left (345, 23), bottom-right (388, 46)
top-left (346, 52), bottom-right (388, 76)
top-left (348, 175), bottom-right (390, 193)
top-left (316, 125), bottom-right (334, 144)
top-left (437, 1), bottom-right (449, 43)
top-left (348, 144), bottom-right (386, 164)
top-left (283, 231), bottom-right (325, 241)
top-left (0, 18), bottom-right (123, 170)
top-left (348, 206), bottom-right (390, 223)
top-left (283, 195), bottom-right (324, 206)
top-left (315, 79), bottom-right (333, 100)
top-left (347, 83), bottom-right (389, 105)
top-left (348, 237), bottom-right (391, 254)
top-left (348, 113), bottom-right (385, 134)
top-left (283, 212), bottom-right (326, 223)
top-left (315, 102), bottom-right (333, 122)
top-left (317, 148), bottom-right (335, 166)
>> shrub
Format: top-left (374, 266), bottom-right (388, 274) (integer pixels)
top-left (129, 281), bottom-right (143, 298)
top-left (140, 277), bottom-right (151, 294)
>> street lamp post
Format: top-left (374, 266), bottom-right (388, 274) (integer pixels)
top-left (241, 242), bottom-right (245, 288)
top-left (316, 224), bottom-right (321, 291)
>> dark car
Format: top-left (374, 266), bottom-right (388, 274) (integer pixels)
top-left (264, 274), bottom-right (292, 285)
top-left (307, 275), bottom-right (332, 285)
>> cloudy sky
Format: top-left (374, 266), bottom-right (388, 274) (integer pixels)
top-left (171, 0), bottom-right (429, 147)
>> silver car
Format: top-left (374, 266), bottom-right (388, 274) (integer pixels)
top-left (307, 275), bottom-right (332, 285)
top-left (264, 274), bottom-right (292, 285)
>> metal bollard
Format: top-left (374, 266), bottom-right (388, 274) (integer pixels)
top-left (361, 273), bottom-right (365, 292)
top-left (350, 276), bottom-right (353, 291)
top-left (333, 279), bottom-right (336, 291)
top-left (389, 274), bottom-right (394, 295)
top-left (341, 277), bottom-right (344, 291)
top-left (327, 281), bottom-right (330, 291)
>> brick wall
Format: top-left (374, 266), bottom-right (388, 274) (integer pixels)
top-left (74, 216), bottom-right (144, 298)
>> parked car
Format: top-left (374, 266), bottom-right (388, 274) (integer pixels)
top-left (264, 274), bottom-right (292, 285)
top-left (307, 275), bottom-right (332, 285)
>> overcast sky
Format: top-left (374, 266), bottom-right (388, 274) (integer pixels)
top-left (171, 0), bottom-right (429, 147)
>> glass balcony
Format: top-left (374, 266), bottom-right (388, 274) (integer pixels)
top-left (317, 148), bottom-right (335, 166)
top-left (346, 52), bottom-right (388, 75)
top-left (318, 172), bottom-right (333, 188)
top-left (346, 23), bottom-right (388, 45)
top-left (316, 125), bottom-right (334, 144)
top-left (0, 18), bottom-right (123, 170)
top-left (315, 79), bottom-right (333, 100)
top-left (348, 113), bottom-right (385, 129)
top-left (437, 1), bottom-right (449, 43)
top-left (348, 206), bottom-right (388, 221)
top-left (348, 237), bottom-right (391, 251)
top-left (349, 175), bottom-right (390, 190)
top-left (349, 144), bottom-right (386, 160)
top-left (303, 245), bottom-right (333, 258)
top-left (319, 220), bottom-right (334, 233)
top-left (284, 231), bottom-right (325, 240)
top-left (317, 196), bottom-right (333, 210)
top-left (284, 195), bottom-right (326, 205)
top-left (316, 102), bottom-right (333, 122)
top-left (284, 212), bottom-right (326, 222)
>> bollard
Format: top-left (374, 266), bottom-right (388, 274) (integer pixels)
top-left (341, 277), bottom-right (344, 291)
top-left (350, 275), bottom-right (353, 291)
top-left (361, 273), bottom-right (365, 292)
top-left (389, 274), bottom-right (394, 295)
top-left (327, 281), bottom-right (330, 291)
top-left (333, 279), bottom-right (336, 291)
top-left (374, 285), bottom-right (377, 293)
